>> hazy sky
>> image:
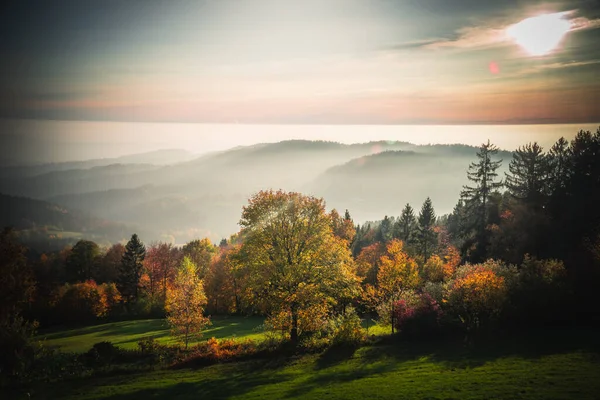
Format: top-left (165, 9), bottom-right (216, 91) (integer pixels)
top-left (1, 0), bottom-right (599, 125)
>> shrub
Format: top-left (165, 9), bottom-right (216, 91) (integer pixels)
top-left (392, 293), bottom-right (443, 338)
top-left (328, 307), bottom-right (366, 346)
top-left (447, 263), bottom-right (507, 333)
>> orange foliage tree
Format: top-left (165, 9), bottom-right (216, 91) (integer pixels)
top-left (205, 244), bottom-right (245, 314)
top-left (355, 242), bottom-right (386, 286)
top-left (377, 239), bottom-right (420, 333)
top-left (447, 264), bottom-right (507, 333)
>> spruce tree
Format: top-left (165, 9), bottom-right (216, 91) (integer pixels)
top-left (344, 209), bottom-right (352, 221)
top-left (460, 140), bottom-right (503, 260)
top-left (394, 203), bottom-right (416, 243)
top-left (118, 234), bottom-right (146, 304)
top-left (547, 137), bottom-right (571, 196)
top-left (376, 216), bottom-right (393, 243)
top-left (417, 197), bottom-right (437, 261)
top-left (505, 142), bottom-right (549, 207)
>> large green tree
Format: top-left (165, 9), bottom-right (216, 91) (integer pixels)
top-left (182, 238), bottom-right (216, 279)
top-left (375, 215), bottom-right (393, 243)
top-left (504, 142), bottom-right (549, 207)
top-left (394, 203), bottom-right (416, 244)
top-left (417, 197), bottom-right (437, 261)
top-left (460, 140), bottom-right (503, 261)
top-left (118, 234), bottom-right (146, 304)
top-left (66, 240), bottom-right (101, 283)
top-left (237, 190), bottom-right (359, 342)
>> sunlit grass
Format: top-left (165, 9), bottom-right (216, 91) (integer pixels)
top-left (37, 317), bottom-right (390, 353)
top-left (37, 316), bottom-right (266, 353)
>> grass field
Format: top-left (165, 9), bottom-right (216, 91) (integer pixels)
top-left (37, 316), bottom-right (266, 353)
top-left (19, 327), bottom-right (600, 399)
top-left (38, 317), bottom-right (390, 353)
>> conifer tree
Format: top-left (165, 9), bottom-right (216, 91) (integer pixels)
top-left (460, 140), bottom-right (503, 260)
top-left (394, 203), bottom-right (416, 243)
top-left (505, 142), bottom-right (549, 207)
top-left (376, 216), bottom-right (393, 243)
top-left (118, 234), bottom-right (146, 304)
top-left (417, 198), bottom-right (437, 261)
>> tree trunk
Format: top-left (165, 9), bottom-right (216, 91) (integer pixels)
top-left (290, 304), bottom-right (299, 343)
top-left (391, 299), bottom-right (395, 334)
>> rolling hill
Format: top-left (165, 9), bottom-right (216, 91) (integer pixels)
top-left (0, 140), bottom-right (512, 244)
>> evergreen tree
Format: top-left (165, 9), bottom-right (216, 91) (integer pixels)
top-left (547, 137), bottom-right (571, 196)
top-left (505, 142), bottom-right (549, 207)
top-left (460, 140), bottom-right (503, 261)
top-left (118, 234), bottom-right (146, 304)
top-left (375, 216), bottom-right (393, 243)
top-left (417, 197), bottom-right (437, 261)
top-left (66, 240), bottom-right (101, 283)
top-left (344, 209), bottom-right (352, 221)
top-left (394, 203), bottom-right (416, 243)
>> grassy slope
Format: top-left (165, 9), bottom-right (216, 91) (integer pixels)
top-left (38, 317), bottom-right (390, 353)
top-left (37, 316), bottom-right (266, 353)
top-left (24, 327), bottom-right (600, 400)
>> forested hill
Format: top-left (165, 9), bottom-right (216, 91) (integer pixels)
top-left (0, 140), bottom-right (511, 244)
top-left (309, 149), bottom-right (508, 222)
top-left (0, 193), bottom-right (146, 250)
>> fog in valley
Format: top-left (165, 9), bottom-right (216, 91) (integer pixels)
top-left (1, 137), bottom-right (514, 247)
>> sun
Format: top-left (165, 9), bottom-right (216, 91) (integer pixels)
top-left (507, 12), bottom-right (571, 56)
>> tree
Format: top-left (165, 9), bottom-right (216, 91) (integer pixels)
top-left (182, 238), bottom-right (216, 279)
top-left (0, 228), bottom-right (37, 379)
top-left (375, 216), bottom-right (393, 243)
top-left (355, 242), bottom-right (386, 286)
top-left (417, 198), bottom-right (437, 261)
top-left (394, 204), bottom-right (416, 243)
top-left (143, 242), bottom-right (179, 302)
top-left (547, 136), bottom-right (571, 196)
top-left (330, 209), bottom-right (356, 245)
top-left (66, 240), bottom-right (101, 283)
top-left (238, 190), bottom-right (359, 342)
top-left (377, 239), bottom-right (419, 333)
top-left (165, 256), bottom-right (210, 349)
top-left (0, 227), bottom-right (35, 325)
top-left (351, 223), bottom-right (376, 258)
top-left (505, 142), bottom-right (549, 207)
top-left (447, 263), bottom-right (507, 334)
top-left (460, 140), bottom-right (503, 261)
top-left (97, 243), bottom-right (124, 283)
top-left (205, 244), bottom-right (244, 314)
top-left (118, 234), bottom-right (146, 304)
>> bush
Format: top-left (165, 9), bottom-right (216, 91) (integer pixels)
top-left (0, 315), bottom-right (38, 382)
top-left (328, 307), bottom-right (366, 346)
top-left (176, 337), bottom-right (259, 367)
top-left (393, 293), bottom-right (443, 338)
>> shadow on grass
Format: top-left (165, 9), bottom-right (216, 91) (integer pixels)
top-left (283, 326), bottom-right (600, 399)
top-left (37, 326), bottom-right (600, 400)
top-left (39, 319), bottom-right (168, 341)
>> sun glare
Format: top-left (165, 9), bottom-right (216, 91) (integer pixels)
top-left (507, 12), bottom-right (571, 56)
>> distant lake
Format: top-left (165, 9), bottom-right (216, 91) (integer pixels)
top-left (1, 119), bottom-right (598, 165)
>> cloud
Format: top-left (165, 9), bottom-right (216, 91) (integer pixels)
top-left (516, 60), bottom-right (600, 76)
top-left (424, 10), bottom-right (600, 51)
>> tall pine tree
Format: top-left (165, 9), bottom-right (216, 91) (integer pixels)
top-left (118, 234), bottom-right (146, 304)
top-left (417, 198), bottom-right (437, 261)
top-left (460, 140), bottom-right (503, 261)
top-left (375, 216), bottom-right (393, 243)
top-left (394, 203), bottom-right (416, 244)
top-left (505, 142), bottom-right (549, 207)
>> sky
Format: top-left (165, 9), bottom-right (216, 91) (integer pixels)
top-left (1, 0), bottom-right (599, 126)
